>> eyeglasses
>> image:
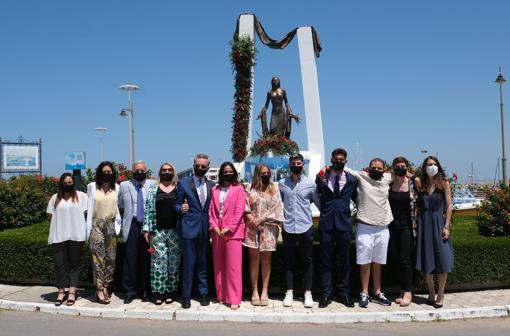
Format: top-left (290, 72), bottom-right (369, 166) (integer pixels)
top-left (194, 164), bottom-right (208, 170)
top-left (134, 169), bottom-right (146, 173)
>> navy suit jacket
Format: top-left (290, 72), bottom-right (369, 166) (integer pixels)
top-left (174, 176), bottom-right (215, 239)
top-left (315, 171), bottom-right (358, 232)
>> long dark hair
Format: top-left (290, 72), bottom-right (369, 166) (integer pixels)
top-left (419, 156), bottom-right (447, 191)
top-left (218, 161), bottom-right (239, 187)
top-left (55, 173), bottom-right (78, 208)
top-left (95, 161), bottom-right (116, 190)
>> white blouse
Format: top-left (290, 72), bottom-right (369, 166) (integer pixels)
top-left (46, 191), bottom-right (88, 244)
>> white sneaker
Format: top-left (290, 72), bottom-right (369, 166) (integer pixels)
top-left (304, 292), bottom-right (313, 308)
top-left (283, 292), bottom-right (293, 307)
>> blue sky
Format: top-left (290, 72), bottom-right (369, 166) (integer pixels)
top-left (1, 1), bottom-right (509, 182)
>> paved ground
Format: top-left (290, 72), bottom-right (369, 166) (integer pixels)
top-left (1, 284), bottom-right (510, 323)
top-left (1, 310), bottom-right (509, 336)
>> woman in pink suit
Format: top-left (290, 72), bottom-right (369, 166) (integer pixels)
top-left (209, 162), bottom-right (246, 310)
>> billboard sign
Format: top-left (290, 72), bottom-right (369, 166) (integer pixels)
top-left (65, 152), bottom-right (86, 170)
top-left (1, 143), bottom-right (41, 173)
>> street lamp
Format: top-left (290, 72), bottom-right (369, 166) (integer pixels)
top-left (119, 83), bottom-right (140, 168)
top-left (95, 127), bottom-right (108, 162)
top-left (495, 67), bottom-right (508, 186)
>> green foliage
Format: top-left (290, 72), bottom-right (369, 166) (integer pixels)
top-left (0, 175), bottom-right (58, 230)
top-left (1, 216), bottom-right (509, 290)
top-left (477, 184), bottom-right (510, 236)
top-left (230, 35), bottom-right (257, 162)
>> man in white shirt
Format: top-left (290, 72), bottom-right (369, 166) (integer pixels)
top-left (345, 158), bottom-right (393, 308)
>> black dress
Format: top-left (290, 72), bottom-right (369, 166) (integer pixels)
top-left (415, 191), bottom-right (454, 274)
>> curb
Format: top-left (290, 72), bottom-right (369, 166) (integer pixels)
top-left (1, 299), bottom-right (509, 323)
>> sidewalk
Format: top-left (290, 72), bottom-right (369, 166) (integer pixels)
top-left (1, 284), bottom-right (509, 323)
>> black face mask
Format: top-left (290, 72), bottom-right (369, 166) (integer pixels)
top-left (160, 173), bottom-right (173, 181)
top-left (332, 162), bottom-right (345, 171)
top-left (394, 167), bottom-right (407, 177)
top-left (261, 175), bottom-right (271, 184)
top-left (194, 168), bottom-right (207, 177)
top-left (102, 173), bottom-right (113, 182)
top-left (290, 166), bottom-right (303, 175)
top-left (222, 174), bottom-right (235, 182)
top-left (133, 172), bottom-right (146, 182)
top-left (368, 169), bottom-right (384, 180)
top-left (62, 184), bottom-right (74, 193)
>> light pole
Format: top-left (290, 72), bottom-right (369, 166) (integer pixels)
top-left (95, 127), bottom-right (108, 162)
top-left (495, 68), bottom-right (508, 186)
top-left (119, 84), bottom-right (140, 168)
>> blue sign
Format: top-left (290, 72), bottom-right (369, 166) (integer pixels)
top-left (65, 152), bottom-right (86, 170)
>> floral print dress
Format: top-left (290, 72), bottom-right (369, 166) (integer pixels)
top-left (243, 184), bottom-right (284, 251)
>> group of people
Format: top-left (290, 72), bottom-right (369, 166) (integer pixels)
top-left (46, 149), bottom-right (454, 310)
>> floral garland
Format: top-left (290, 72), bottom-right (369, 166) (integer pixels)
top-left (230, 36), bottom-right (257, 162)
top-left (249, 134), bottom-right (299, 157)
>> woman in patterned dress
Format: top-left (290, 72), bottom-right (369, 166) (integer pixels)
top-left (142, 162), bottom-right (181, 305)
top-left (244, 164), bottom-right (284, 306)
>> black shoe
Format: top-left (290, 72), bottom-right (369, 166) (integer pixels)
top-left (199, 295), bottom-right (210, 306)
top-left (181, 298), bottom-right (191, 309)
top-left (359, 292), bottom-right (369, 308)
top-left (338, 295), bottom-right (354, 308)
top-left (123, 294), bottom-right (135, 304)
top-left (318, 296), bottom-right (332, 308)
top-left (370, 292), bottom-right (392, 306)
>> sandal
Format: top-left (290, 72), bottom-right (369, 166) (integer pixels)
top-left (96, 289), bottom-right (108, 305)
top-left (154, 298), bottom-right (163, 305)
top-left (66, 291), bottom-right (77, 306)
top-left (103, 287), bottom-right (111, 304)
top-left (55, 291), bottom-right (66, 307)
top-left (165, 296), bottom-right (174, 304)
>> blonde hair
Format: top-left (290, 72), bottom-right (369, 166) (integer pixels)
top-left (158, 162), bottom-right (178, 185)
top-left (251, 164), bottom-right (276, 195)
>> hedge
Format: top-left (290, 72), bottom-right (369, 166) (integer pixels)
top-left (0, 216), bottom-right (509, 294)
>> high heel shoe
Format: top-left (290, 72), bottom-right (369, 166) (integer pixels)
top-left (103, 287), bottom-right (111, 304)
top-left (66, 291), bottom-right (76, 306)
top-left (55, 291), bottom-right (66, 307)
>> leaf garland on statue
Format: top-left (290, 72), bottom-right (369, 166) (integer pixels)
top-left (250, 134), bottom-right (299, 157)
top-left (230, 36), bottom-right (257, 162)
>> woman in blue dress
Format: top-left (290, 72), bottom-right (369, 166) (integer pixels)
top-left (415, 156), bottom-right (454, 308)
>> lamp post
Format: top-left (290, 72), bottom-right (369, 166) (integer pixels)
top-left (495, 68), bottom-right (508, 186)
top-left (95, 127), bottom-right (108, 162)
top-left (119, 84), bottom-right (140, 168)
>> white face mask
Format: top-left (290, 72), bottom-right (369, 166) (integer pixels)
top-left (426, 164), bottom-right (439, 177)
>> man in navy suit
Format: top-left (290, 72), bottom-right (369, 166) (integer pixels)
top-left (175, 153), bottom-right (215, 309)
top-left (315, 148), bottom-right (358, 308)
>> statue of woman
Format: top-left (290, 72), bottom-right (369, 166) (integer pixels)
top-left (257, 76), bottom-right (300, 138)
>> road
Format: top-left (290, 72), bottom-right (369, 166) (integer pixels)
top-left (0, 310), bottom-right (508, 336)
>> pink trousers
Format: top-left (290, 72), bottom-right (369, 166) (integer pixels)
top-left (211, 235), bottom-right (243, 305)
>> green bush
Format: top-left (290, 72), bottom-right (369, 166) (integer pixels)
top-left (477, 184), bottom-right (510, 236)
top-left (0, 176), bottom-right (58, 230)
top-left (0, 216), bottom-right (509, 293)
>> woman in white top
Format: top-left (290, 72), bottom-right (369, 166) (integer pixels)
top-left (86, 161), bottom-right (121, 304)
top-left (46, 173), bottom-right (87, 306)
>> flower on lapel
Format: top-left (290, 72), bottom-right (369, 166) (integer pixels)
top-left (147, 246), bottom-right (156, 254)
top-left (318, 167), bottom-right (330, 184)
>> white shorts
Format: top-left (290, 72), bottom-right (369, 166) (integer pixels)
top-left (355, 223), bottom-right (389, 265)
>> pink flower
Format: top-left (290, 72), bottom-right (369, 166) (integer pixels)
top-left (147, 246), bottom-right (156, 254)
top-left (36, 175), bottom-right (43, 182)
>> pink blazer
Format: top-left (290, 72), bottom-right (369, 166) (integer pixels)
top-left (209, 184), bottom-right (246, 240)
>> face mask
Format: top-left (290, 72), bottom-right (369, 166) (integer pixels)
top-left (290, 166), bottom-right (303, 175)
top-left (194, 168), bottom-right (207, 177)
top-left (261, 175), bottom-right (271, 184)
top-left (102, 172), bottom-right (113, 182)
top-left (160, 173), bottom-right (173, 181)
top-left (62, 184), bottom-right (74, 193)
top-left (368, 169), bottom-right (383, 180)
top-left (222, 174), bottom-right (235, 182)
top-left (394, 167), bottom-right (407, 177)
top-left (332, 162), bottom-right (345, 171)
top-left (133, 172), bottom-right (146, 182)
top-left (426, 165), bottom-right (439, 177)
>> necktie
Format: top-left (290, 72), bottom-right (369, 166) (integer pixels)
top-left (136, 184), bottom-right (144, 222)
top-left (198, 179), bottom-right (206, 208)
top-left (334, 175), bottom-right (340, 196)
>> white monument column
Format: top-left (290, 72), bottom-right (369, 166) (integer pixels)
top-left (235, 14), bottom-right (255, 178)
top-left (297, 27), bottom-right (325, 176)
